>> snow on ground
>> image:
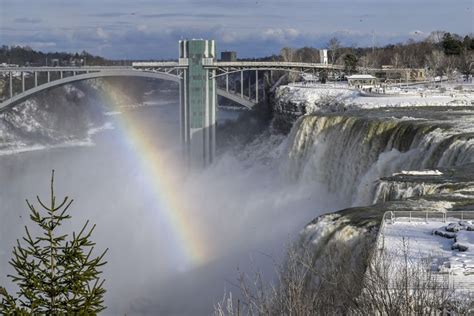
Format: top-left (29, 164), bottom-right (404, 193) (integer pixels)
top-left (382, 219), bottom-right (474, 290)
top-left (275, 84), bottom-right (357, 113)
top-left (351, 94), bottom-right (473, 109)
top-left (276, 81), bottom-right (474, 113)
top-left (394, 170), bottom-right (443, 176)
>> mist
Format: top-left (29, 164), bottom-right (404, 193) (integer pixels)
top-left (0, 87), bottom-right (344, 315)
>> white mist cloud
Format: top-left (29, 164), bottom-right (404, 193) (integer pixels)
top-left (0, 88), bottom-right (344, 315)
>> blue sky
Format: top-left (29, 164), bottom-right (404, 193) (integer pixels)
top-left (0, 0), bottom-right (472, 59)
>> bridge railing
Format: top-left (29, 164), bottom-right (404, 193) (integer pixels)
top-left (210, 61), bottom-right (344, 69)
top-left (0, 66), bottom-right (133, 72)
top-left (131, 62), bottom-right (180, 68)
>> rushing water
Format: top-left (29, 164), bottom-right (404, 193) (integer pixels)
top-left (284, 107), bottom-right (474, 206)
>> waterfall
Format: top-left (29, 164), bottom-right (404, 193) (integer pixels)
top-left (372, 181), bottom-right (452, 204)
top-left (287, 109), bottom-right (474, 300)
top-left (282, 109), bottom-right (474, 207)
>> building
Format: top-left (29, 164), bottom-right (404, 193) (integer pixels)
top-left (221, 51), bottom-right (237, 62)
top-left (347, 74), bottom-right (377, 88)
top-left (68, 57), bottom-right (85, 67)
top-left (370, 66), bottom-right (426, 82)
top-left (319, 49), bottom-right (328, 64)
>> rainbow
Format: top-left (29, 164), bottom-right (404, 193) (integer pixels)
top-left (100, 85), bottom-right (212, 269)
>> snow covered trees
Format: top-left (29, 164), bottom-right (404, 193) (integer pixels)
top-left (0, 171), bottom-right (108, 314)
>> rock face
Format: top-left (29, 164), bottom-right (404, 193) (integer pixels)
top-left (274, 85), bottom-right (356, 115)
top-left (0, 77), bottom-right (178, 153)
top-left (0, 82), bottom-right (105, 152)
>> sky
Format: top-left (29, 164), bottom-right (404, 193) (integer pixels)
top-left (0, 0), bottom-right (472, 60)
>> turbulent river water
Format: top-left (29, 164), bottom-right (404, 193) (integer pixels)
top-left (0, 83), bottom-right (473, 315)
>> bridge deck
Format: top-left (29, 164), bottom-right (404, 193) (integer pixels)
top-left (0, 66), bottom-right (134, 72)
top-left (0, 63), bottom-right (411, 73)
top-left (131, 61), bottom-right (344, 70)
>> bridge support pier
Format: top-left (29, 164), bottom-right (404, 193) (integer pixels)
top-left (226, 71), bottom-right (229, 92)
top-left (255, 71), bottom-right (258, 103)
top-left (248, 75), bottom-right (251, 99)
top-left (9, 72), bottom-right (13, 98)
top-left (179, 39), bottom-right (217, 169)
top-left (240, 71), bottom-right (243, 99)
top-left (21, 72), bottom-right (25, 92)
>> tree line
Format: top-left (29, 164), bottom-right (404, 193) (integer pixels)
top-left (0, 45), bottom-right (112, 66)
top-left (279, 31), bottom-right (474, 77)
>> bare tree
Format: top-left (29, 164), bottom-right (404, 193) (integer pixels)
top-left (391, 52), bottom-right (402, 68)
top-left (214, 238), bottom-right (370, 315)
top-left (214, 237), bottom-right (473, 315)
top-left (358, 56), bottom-right (370, 73)
top-left (294, 47), bottom-right (319, 63)
top-left (458, 47), bottom-right (474, 77)
top-left (444, 55), bottom-right (458, 80)
top-left (427, 30), bottom-right (447, 44)
top-left (327, 37), bottom-right (341, 65)
top-left (426, 50), bottom-right (446, 81)
top-left (280, 47), bottom-right (295, 62)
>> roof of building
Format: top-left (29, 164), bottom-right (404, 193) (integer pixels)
top-left (347, 74), bottom-right (376, 79)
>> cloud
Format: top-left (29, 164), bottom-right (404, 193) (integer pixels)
top-left (260, 28), bottom-right (300, 43)
top-left (89, 12), bottom-right (130, 18)
top-left (14, 17), bottom-right (42, 24)
top-left (96, 27), bottom-right (109, 40)
top-left (140, 13), bottom-right (238, 19)
top-left (136, 24), bottom-right (148, 32)
top-left (0, 23), bottom-right (418, 59)
top-left (409, 30), bottom-right (428, 37)
top-left (29, 41), bottom-right (57, 48)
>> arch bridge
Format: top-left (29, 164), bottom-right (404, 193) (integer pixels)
top-left (0, 39), bottom-right (343, 168)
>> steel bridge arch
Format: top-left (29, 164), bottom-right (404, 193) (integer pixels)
top-left (211, 67), bottom-right (325, 79)
top-left (0, 69), bottom-right (255, 112)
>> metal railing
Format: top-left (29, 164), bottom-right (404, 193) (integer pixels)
top-left (387, 211), bottom-right (474, 224)
top-left (377, 210), bottom-right (474, 251)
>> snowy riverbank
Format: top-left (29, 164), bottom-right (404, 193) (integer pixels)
top-left (274, 82), bottom-right (474, 114)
